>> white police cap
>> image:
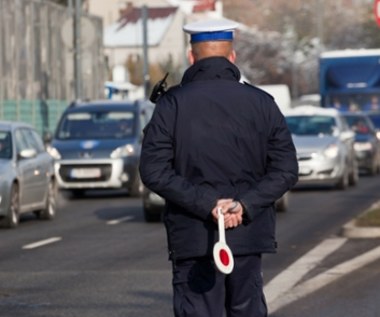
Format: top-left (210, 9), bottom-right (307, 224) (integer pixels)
top-left (183, 18), bottom-right (239, 43)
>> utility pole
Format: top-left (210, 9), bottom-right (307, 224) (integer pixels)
top-left (142, 5), bottom-right (150, 100)
top-left (73, 0), bottom-right (82, 100)
top-left (317, 0), bottom-right (324, 53)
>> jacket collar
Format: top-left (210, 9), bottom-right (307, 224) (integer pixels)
top-left (181, 56), bottom-right (241, 85)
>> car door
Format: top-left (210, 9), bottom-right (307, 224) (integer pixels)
top-left (14, 127), bottom-right (37, 209)
top-left (21, 128), bottom-right (50, 208)
top-left (15, 128), bottom-right (43, 211)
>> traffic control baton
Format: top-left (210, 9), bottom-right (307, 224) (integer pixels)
top-left (213, 207), bottom-right (234, 274)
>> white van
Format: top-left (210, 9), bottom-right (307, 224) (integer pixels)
top-left (257, 84), bottom-right (292, 113)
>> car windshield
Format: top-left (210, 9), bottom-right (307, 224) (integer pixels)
top-left (56, 110), bottom-right (136, 140)
top-left (344, 116), bottom-right (371, 134)
top-left (285, 115), bottom-right (337, 136)
top-left (0, 131), bottom-right (12, 159)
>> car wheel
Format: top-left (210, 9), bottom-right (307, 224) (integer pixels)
top-left (0, 183), bottom-right (20, 228)
top-left (368, 162), bottom-right (377, 176)
top-left (37, 179), bottom-right (57, 220)
top-left (336, 167), bottom-right (349, 190)
top-left (129, 173), bottom-right (144, 197)
top-left (144, 206), bottom-right (162, 222)
top-left (348, 163), bottom-right (359, 186)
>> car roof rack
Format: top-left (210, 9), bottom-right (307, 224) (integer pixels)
top-left (68, 98), bottom-right (92, 108)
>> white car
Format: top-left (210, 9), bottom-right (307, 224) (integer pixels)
top-left (284, 106), bottom-right (359, 189)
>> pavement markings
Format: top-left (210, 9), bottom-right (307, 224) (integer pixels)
top-left (107, 215), bottom-right (134, 225)
top-left (264, 237), bottom-right (347, 305)
top-left (22, 237), bottom-right (62, 250)
top-left (268, 244), bottom-right (380, 314)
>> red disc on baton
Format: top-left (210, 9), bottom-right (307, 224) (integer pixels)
top-left (219, 249), bottom-right (230, 266)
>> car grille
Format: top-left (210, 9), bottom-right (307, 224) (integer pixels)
top-left (298, 155), bottom-right (313, 161)
top-left (59, 164), bottom-right (112, 182)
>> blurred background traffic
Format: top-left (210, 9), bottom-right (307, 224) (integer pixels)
top-left (1, 0), bottom-right (380, 228)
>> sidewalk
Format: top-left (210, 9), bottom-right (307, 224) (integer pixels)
top-left (341, 200), bottom-right (380, 238)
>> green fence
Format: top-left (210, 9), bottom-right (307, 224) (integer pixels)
top-left (0, 99), bottom-right (68, 136)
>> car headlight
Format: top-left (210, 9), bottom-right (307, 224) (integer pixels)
top-left (46, 145), bottom-right (61, 160)
top-left (354, 142), bottom-right (373, 151)
top-left (323, 144), bottom-right (339, 158)
top-left (110, 144), bottom-right (135, 158)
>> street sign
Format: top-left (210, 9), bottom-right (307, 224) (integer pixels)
top-left (375, 0), bottom-right (380, 27)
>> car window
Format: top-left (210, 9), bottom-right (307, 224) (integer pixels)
top-left (15, 128), bottom-right (44, 154)
top-left (286, 115), bottom-right (337, 136)
top-left (56, 110), bottom-right (136, 140)
top-left (0, 130), bottom-right (12, 159)
top-left (14, 128), bottom-right (30, 153)
top-left (344, 116), bottom-right (372, 134)
top-left (28, 129), bottom-right (45, 153)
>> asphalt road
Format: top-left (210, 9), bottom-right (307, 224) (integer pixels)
top-left (1, 175), bottom-right (380, 317)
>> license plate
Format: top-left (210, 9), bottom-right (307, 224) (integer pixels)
top-left (70, 168), bottom-right (101, 178)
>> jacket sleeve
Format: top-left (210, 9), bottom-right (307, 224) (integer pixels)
top-left (139, 94), bottom-right (220, 220)
top-left (240, 103), bottom-right (298, 220)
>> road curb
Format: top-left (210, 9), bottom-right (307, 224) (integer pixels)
top-left (341, 201), bottom-right (380, 239)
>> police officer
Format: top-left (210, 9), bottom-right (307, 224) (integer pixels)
top-left (139, 18), bottom-right (298, 317)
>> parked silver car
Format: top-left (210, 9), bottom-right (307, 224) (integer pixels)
top-left (284, 106), bottom-right (358, 189)
top-left (0, 121), bottom-right (56, 228)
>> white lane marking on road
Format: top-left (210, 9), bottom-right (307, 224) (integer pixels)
top-left (107, 215), bottom-right (134, 225)
top-left (264, 237), bottom-right (347, 304)
top-left (22, 237), bottom-right (62, 250)
top-left (269, 245), bottom-right (380, 314)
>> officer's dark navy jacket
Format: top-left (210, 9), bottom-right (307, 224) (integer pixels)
top-left (139, 56), bottom-right (298, 261)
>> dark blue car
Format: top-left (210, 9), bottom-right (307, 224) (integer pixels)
top-left (342, 112), bottom-right (380, 175)
top-left (47, 100), bottom-right (154, 197)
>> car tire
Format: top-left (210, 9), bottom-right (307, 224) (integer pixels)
top-left (37, 179), bottom-right (57, 220)
top-left (336, 168), bottom-right (349, 190)
top-left (348, 163), bottom-right (359, 186)
top-left (144, 206), bottom-right (162, 222)
top-left (367, 159), bottom-right (377, 175)
top-left (0, 183), bottom-right (20, 228)
top-left (129, 173), bottom-right (144, 197)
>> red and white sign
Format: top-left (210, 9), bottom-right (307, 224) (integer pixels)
top-left (213, 208), bottom-right (234, 274)
top-left (375, 0), bottom-right (380, 27)
top-left (193, 0), bottom-right (216, 13)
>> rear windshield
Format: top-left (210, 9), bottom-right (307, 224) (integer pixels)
top-left (0, 131), bottom-right (12, 159)
top-left (56, 110), bottom-right (136, 140)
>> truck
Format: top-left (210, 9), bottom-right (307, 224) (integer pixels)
top-left (319, 49), bottom-right (380, 112)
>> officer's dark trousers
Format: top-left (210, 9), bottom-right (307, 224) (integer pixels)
top-left (172, 254), bottom-right (267, 317)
